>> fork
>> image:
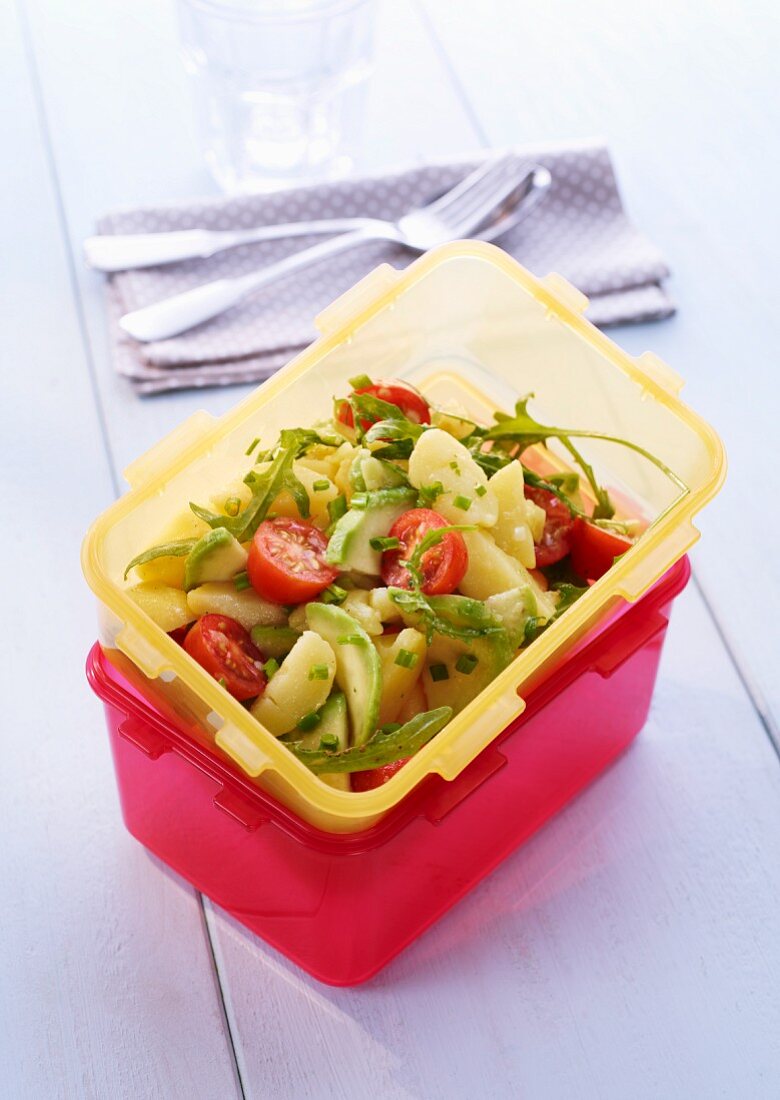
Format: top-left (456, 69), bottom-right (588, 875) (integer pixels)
top-left (119, 157), bottom-right (550, 343)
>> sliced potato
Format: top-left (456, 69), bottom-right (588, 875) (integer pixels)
top-left (373, 628), bottom-right (427, 725)
top-left (251, 631), bottom-right (336, 736)
top-left (186, 582), bottom-right (287, 630)
top-left (397, 677), bottom-right (427, 724)
top-left (342, 590), bottom-right (383, 636)
top-left (525, 496), bottom-right (547, 543)
top-left (270, 461), bottom-right (339, 525)
top-left (368, 586), bottom-right (403, 624)
top-left (408, 428), bottom-right (498, 526)
top-left (460, 530), bottom-right (557, 616)
top-left (488, 462), bottom-right (536, 568)
top-left (132, 509), bottom-right (210, 588)
top-left (287, 604), bottom-right (309, 633)
top-left (127, 583), bottom-right (194, 632)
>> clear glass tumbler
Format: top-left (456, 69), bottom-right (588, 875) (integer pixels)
top-left (177, 0), bottom-right (377, 193)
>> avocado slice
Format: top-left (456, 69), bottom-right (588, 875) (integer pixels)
top-left (422, 595), bottom-right (514, 715)
top-left (250, 624), bottom-right (302, 658)
top-left (306, 603), bottom-right (381, 747)
top-left (183, 528), bottom-right (248, 592)
top-left (297, 692), bottom-right (350, 791)
top-left (326, 487), bottom-right (416, 575)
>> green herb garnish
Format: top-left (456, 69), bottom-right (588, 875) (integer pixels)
top-left (370, 536), bottom-right (401, 552)
top-left (455, 653), bottom-right (478, 675)
top-left (395, 648), bottom-right (419, 669)
top-left (308, 663), bottom-right (330, 681)
top-left (429, 663), bottom-right (449, 682)
top-left (287, 706), bottom-right (452, 775)
top-left (233, 571), bottom-right (251, 591)
top-left (453, 495), bottom-right (472, 511)
top-left (123, 538), bottom-right (196, 580)
top-left (297, 711), bottom-right (322, 732)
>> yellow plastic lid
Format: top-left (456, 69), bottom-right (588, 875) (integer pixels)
top-left (82, 242), bottom-right (725, 833)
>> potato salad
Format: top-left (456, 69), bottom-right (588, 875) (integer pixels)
top-left (124, 377), bottom-right (682, 791)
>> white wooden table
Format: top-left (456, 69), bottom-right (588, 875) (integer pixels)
top-left (2, 1), bottom-right (779, 1096)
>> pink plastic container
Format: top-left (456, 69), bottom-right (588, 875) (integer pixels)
top-left (87, 556), bottom-right (690, 986)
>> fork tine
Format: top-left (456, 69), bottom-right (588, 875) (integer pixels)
top-left (445, 159), bottom-right (536, 236)
top-left (424, 152), bottom-right (517, 217)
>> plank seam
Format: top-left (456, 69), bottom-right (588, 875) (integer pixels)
top-left (198, 897), bottom-right (248, 1100)
top-left (15, 0), bottom-right (121, 499)
top-left (16, 1), bottom-right (249, 1087)
top-left (413, 0), bottom-right (490, 145)
top-left (691, 571), bottom-right (780, 761)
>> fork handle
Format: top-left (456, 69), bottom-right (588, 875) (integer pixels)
top-left (118, 229), bottom-right (379, 342)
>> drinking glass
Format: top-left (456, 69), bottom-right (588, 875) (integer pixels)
top-left (177, 0), bottom-right (377, 193)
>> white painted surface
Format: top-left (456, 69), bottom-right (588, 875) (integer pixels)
top-left (2, 0), bottom-right (779, 1095)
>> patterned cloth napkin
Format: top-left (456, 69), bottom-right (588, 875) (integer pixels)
top-left (98, 144), bottom-right (674, 395)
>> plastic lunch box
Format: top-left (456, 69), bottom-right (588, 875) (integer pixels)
top-left (83, 242), bottom-right (724, 981)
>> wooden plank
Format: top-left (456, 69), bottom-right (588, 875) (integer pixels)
top-left (419, 0), bottom-right (780, 742)
top-left (23, 0), bottom-right (481, 478)
top-left (0, 5), bottom-right (240, 1097)
top-left (204, 583), bottom-right (780, 1100)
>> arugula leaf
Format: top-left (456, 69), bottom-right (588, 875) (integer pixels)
top-left (551, 582), bottom-right (588, 614)
top-left (485, 394), bottom-right (688, 517)
top-left (388, 587), bottom-right (501, 645)
top-left (123, 538), bottom-right (196, 580)
top-left (287, 706), bottom-right (452, 774)
top-left (363, 417), bottom-right (425, 459)
top-left (191, 427), bottom-right (315, 541)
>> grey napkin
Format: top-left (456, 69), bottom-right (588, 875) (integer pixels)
top-left (99, 145), bottom-right (674, 395)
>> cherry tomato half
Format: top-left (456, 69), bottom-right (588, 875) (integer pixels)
top-left (569, 518), bottom-right (633, 581)
top-left (351, 758), bottom-right (410, 792)
top-left (184, 614), bottom-right (267, 702)
top-left (336, 380), bottom-right (431, 432)
top-left (380, 508), bottom-right (468, 595)
top-left (524, 486), bottom-right (576, 567)
top-left (247, 517), bottom-right (339, 605)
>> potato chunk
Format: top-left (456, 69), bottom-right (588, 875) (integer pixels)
top-left (408, 429), bottom-right (498, 526)
top-left (251, 632), bottom-right (336, 736)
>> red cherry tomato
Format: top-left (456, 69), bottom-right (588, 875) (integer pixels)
top-left (569, 518), bottom-right (633, 580)
top-left (525, 486), bottom-right (576, 567)
top-left (337, 380), bottom-right (431, 432)
top-left (351, 758), bottom-right (410, 791)
top-left (247, 517), bottom-right (339, 605)
top-left (380, 508), bottom-right (468, 595)
top-left (184, 614), bottom-right (267, 701)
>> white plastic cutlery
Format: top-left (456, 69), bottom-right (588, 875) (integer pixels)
top-left (118, 159), bottom-right (551, 343)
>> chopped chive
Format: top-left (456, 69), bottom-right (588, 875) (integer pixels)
top-left (453, 495), bottom-right (472, 511)
top-left (313, 479), bottom-right (330, 492)
top-left (418, 481), bottom-right (444, 506)
top-left (348, 373), bottom-right (373, 391)
top-left (449, 460), bottom-right (461, 474)
top-left (350, 492), bottom-right (368, 509)
top-left (224, 495), bottom-right (242, 517)
top-left (523, 616), bottom-right (543, 644)
top-left (337, 634), bottom-right (363, 645)
top-left (327, 495), bottom-right (348, 525)
top-left (369, 536), bottom-right (401, 552)
top-left (429, 663), bottom-right (449, 682)
top-left (262, 658), bottom-right (279, 680)
top-left (321, 584), bottom-right (348, 605)
top-left (395, 648), bottom-right (419, 669)
top-left (308, 663), bottom-right (330, 681)
top-left (475, 485), bottom-right (487, 498)
top-left (297, 710), bottom-right (322, 732)
top-left (217, 676), bottom-right (228, 688)
top-left (318, 732), bottom-right (340, 751)
top-left (233, 571), bottom-right (251, 591)
top-left (245, 436), bottom-right (260, 456)
top-left (455, 653), bottom-right (478, 675)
